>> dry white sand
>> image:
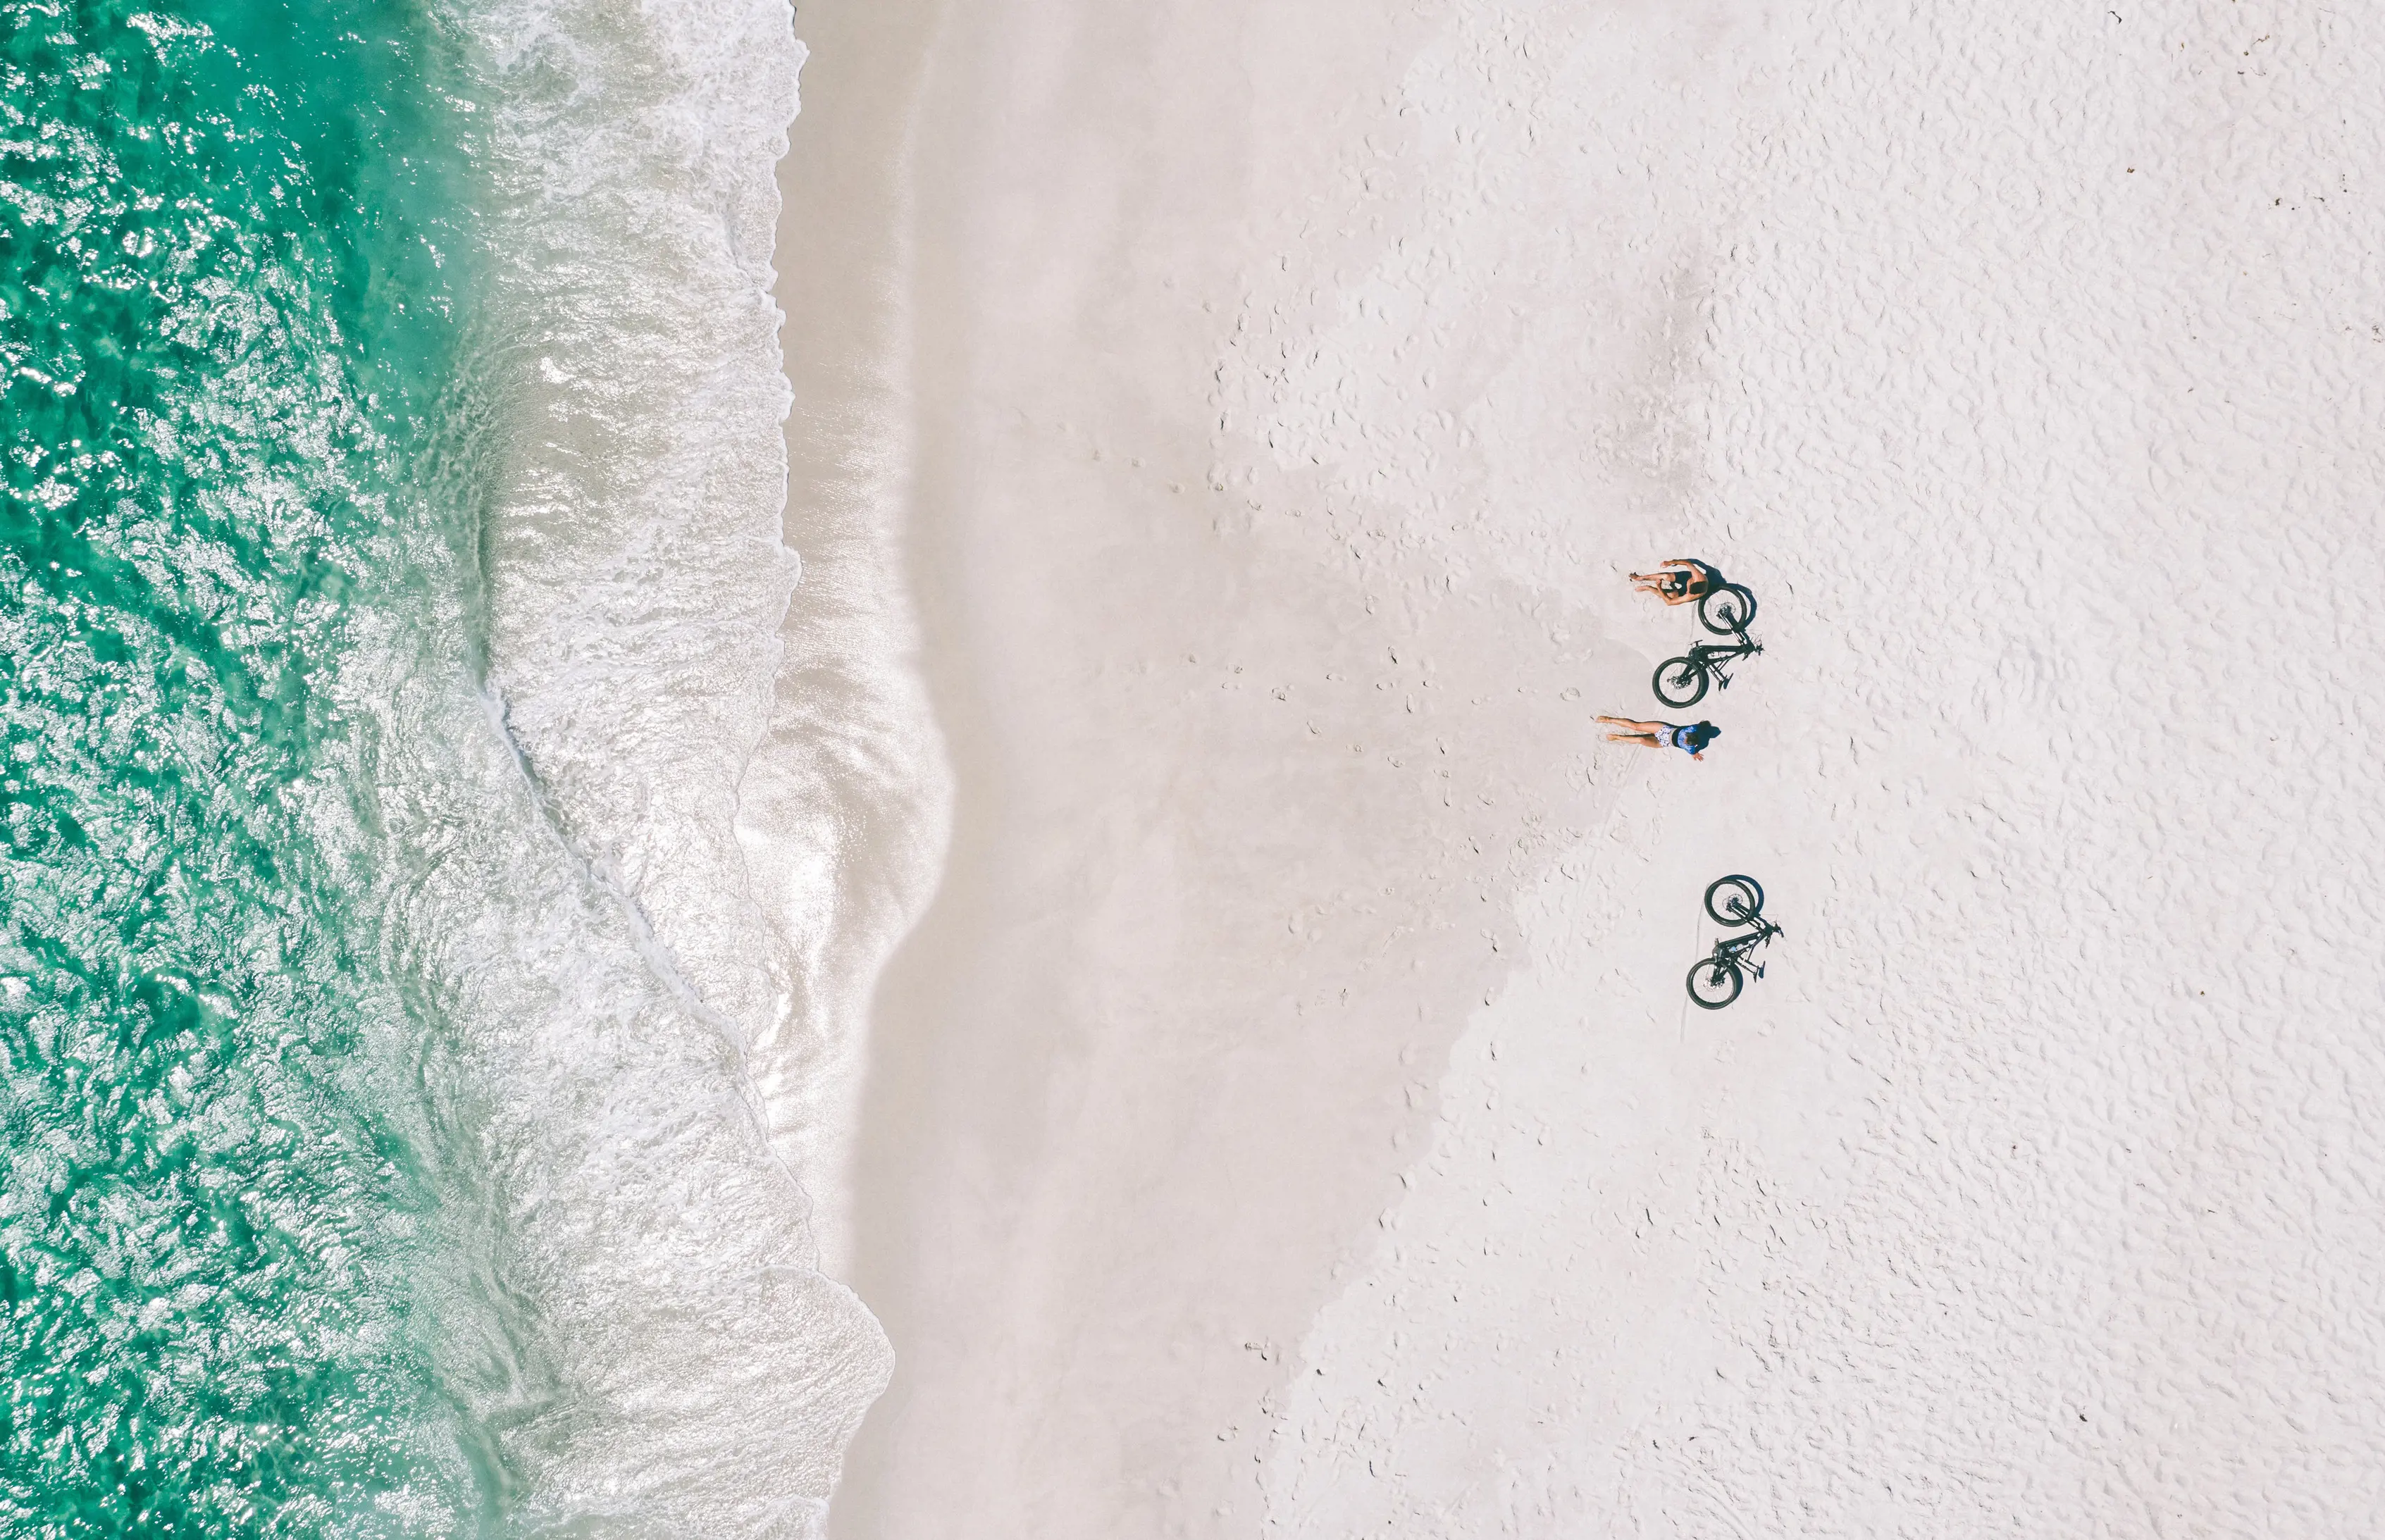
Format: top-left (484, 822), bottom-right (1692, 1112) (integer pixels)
top-left (776, 0), bottom-right (2385, 1534)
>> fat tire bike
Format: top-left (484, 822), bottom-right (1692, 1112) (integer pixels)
top-left (1653, 630), bottom-right (1764, 709)
top-left (1696, 583), bottom-right (1757, 635)
top-left (1686, 874), bottom-right (1780, 1010)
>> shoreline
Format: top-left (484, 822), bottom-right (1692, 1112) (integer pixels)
top-left (757, 0), bottom-right (953, 1277)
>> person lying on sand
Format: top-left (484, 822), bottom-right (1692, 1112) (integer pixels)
top-left (1599, 716), bottom-right (1719, 760)
top-left (1628, 558), bottom-right (1722, 604)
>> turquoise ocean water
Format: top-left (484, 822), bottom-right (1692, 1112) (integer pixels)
top-left (2, 3), bottom-right (490, 1531)
top-left (0, 4), bottom-right (886, 1536)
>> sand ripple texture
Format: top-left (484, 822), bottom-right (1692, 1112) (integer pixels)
top-left (1250, 1), bottom-right (2385, 1535)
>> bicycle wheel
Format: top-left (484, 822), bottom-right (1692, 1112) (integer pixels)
top-left (1703, 874), bottom-right (1765, 925)
top-left (1686, 956), bottom-right (1744, 1010)
top-left (1699, 584), bottom-right (1756, 635)
top-left (1652, 657), bottom-right (1709, 708)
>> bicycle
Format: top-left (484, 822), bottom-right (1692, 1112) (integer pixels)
top-left (1685, 874), bottom-right (1780, 1010)
top-left (1697, 583), bottom-right (1757, 636)
top-left (1652, 628), bottom-right (1763, 709)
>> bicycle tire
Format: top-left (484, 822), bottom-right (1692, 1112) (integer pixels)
top-left (1653, 657), bottom-right (1709, 709)
top-left (1687, 957), bottom-right (1743, 1010)
top-left (1704, 874), bottom-right (1765, 926)
top-left (1699, 584), bottom-right (1757, 636)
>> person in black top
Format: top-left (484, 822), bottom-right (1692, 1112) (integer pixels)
top-left (1629, 558), bottom-right (1723, 606)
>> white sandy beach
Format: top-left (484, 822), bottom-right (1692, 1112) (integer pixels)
top-left (770, 1), bottom-right (2385, 1534)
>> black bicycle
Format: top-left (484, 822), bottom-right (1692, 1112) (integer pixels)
top-left (1697, 583), bottom-right (1757, 635)
top-left (1686, 874), bottom-right (1780, 1010)
top-left (1653, 629), bottom-right (1763, 708)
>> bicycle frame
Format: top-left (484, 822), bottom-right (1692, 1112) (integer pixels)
top-left (1711, 916), bottom-right (1780, 976)
top-left (1654, 629), bottom-right (1764, 708)
top-left (1687, 635), bottom-right (1761, 687)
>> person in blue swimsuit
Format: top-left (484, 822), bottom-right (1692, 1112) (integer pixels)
top-left (1598, 716), bottom-right (1719, 760)
top-left (1629, 558), bottom-right (1723, 605)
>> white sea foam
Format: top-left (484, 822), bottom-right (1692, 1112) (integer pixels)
top-left (454, 0), bottom-right (808, 1074)
top-left (361, 0), bottom-right (942, 1528)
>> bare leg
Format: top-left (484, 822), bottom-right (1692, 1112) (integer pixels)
top-left (1605, 733), bottom-right (1660, 746)
top-left (1597, 716), bottom-right (1671, 735)
top-left (1633, 564), bottom-right (1693, 599)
